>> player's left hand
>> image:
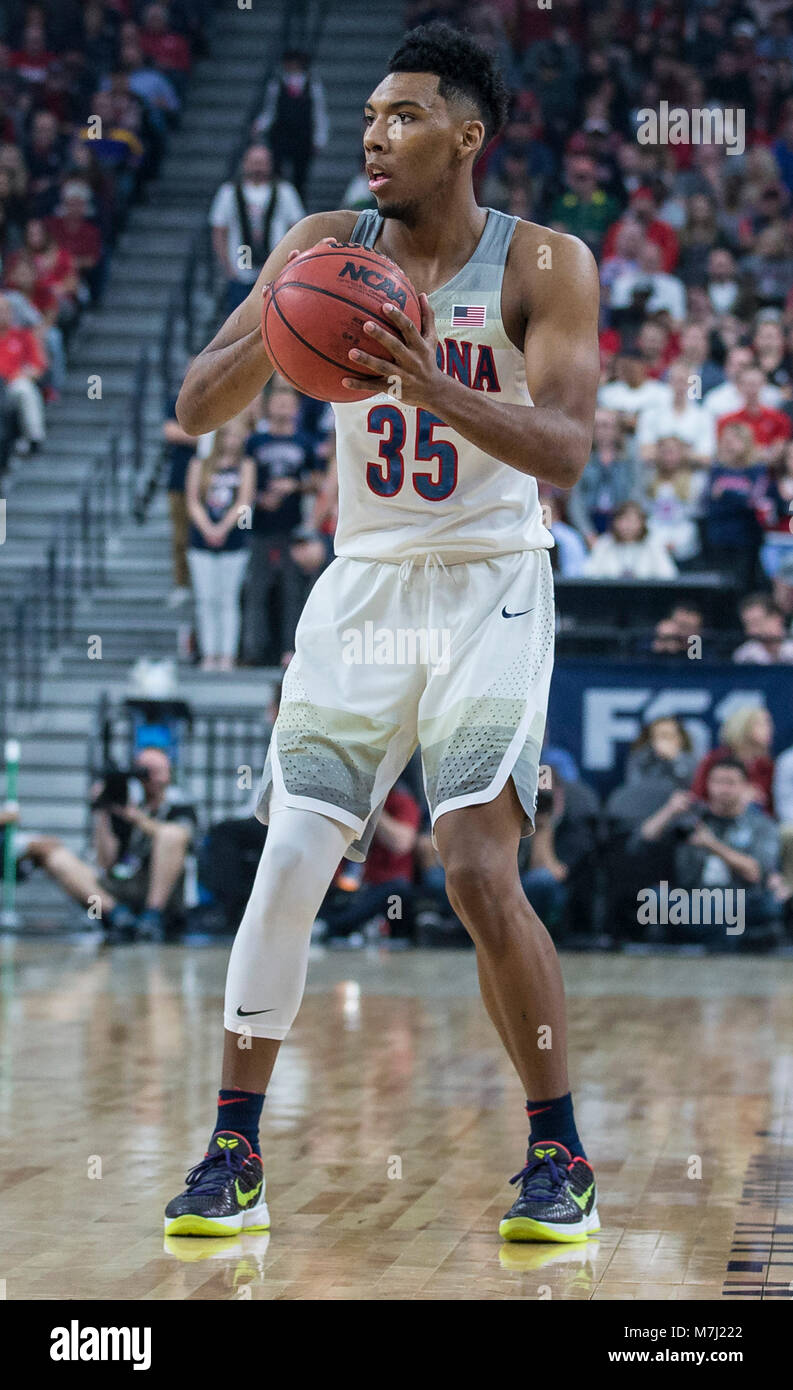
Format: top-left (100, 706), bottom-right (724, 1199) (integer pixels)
top-left (342, 294), bottom-right (444, 409)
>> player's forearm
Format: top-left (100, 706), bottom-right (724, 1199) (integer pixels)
top-left (176, 329), bottom-right (274, 435)
top-left (430, 375), bottom-right (590, 489)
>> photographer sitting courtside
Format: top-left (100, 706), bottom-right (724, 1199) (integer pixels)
top-left (25, 747), bottom-right (196, 942)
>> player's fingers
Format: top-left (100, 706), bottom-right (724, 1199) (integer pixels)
top-left (361, 318), bottom-right (408, 364)
top-left (383, 301), bottom-right (422, 345)
top-left (341, 374), bottom-right (388, 390)
top-left (349, 346), bottom-right (395, 372)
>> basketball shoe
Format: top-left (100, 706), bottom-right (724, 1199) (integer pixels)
top-left (499, 1139), bottom-right (600, 1243)
top-left (164, 1131), bottom-right (270, 1237)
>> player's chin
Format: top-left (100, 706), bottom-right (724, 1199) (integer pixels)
top-left (377, 198), bottom-right (411, 222)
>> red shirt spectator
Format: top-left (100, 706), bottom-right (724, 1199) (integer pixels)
top-left (717, 405), bottom-right (791, 451)
top-left (364, 786), bottom-right (421, 886)
top-left (140, 8), bottom-right (192, 74)
top-left (602, 192), bottom-right (680, 271)
top-left (691, 749), bottom-right (774, 813)
top-left (46, 211), bottom-right (102, 272)
top-left (0, 323), bottom-right (46, 381)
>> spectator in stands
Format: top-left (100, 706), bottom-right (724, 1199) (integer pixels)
top-left (754, 313), bottom-right (793, 393)
top-left (625, 717), bottom-right (698, 801)
top-left (771, 552), bottom-right (793, 629)
top-left (601, 185), bottom-right (679, 273)
top-left (599, 217), bottom-right (642, 299)
top-left (23, 108), bottom-right (65, 218)
top-left (45, 180), bottom-right (104, 303)
top-left (741, 221), bottom-right (793, 311)
top-left (585, 500), bottom-right (678, 579)
top-left (651, 603), bottom-right (704, 655)
top-left (186, 422), bottom-right (255, 672)
top-left (598, 348), bottom-right (671, 430)
top-left (548, 153), bottom-right (618, 255)
top-left (139, 3), bottom-right (193, 92)
top-left (691, 702), bottom-right (775, 813)
top-left (704, 246), bottom-right (742, 316)
top-left (16, 216), bottom-right (81, 336)
top-left (639, 759), bottom-right (782, 947)
top-left (2, 251), bottom-right (64, 395)
top-left (644, 436), bottom-right (706, 564)
top-left (0, 290), bottom-right (46, 452)
top-left (610, 239), bottom-right (687, 325)
top-left (242, 384), bottom-right (322, 666)
top-left (758, 437), bottom-right (793, 576)
top-left (117, 28), bottom-right (181, 124)
top-left (24, 747), bottom-right (196, 943)
top-left (209, 143), bottom-right (305, 315)
top-left (341, 156), bottom-right (376, 212)
top-left (284, 523), bottom-right (333, 662)
top-left (518, 776), bottom-right (599, 937)
top-left (9, 18), bottom-right (56, 89)
top-left (77, 90), bottom-right (145, 214)
top-left (162, 378), bottom-right (199, 607)
top-left (677, 322), bottom-right (723, 400)
top-left (604, 718), bottom-right (699, 909)
top-left (732, 592), bottom-right (793, 664)
top-left (252, 50), bottom-right (329, 203)
top-left (540, 491), bottom-right (587, 575)
top-left (637, 359), bottom-right (716, 467)
top-left (773, 734), bottom-right (793, 896)
top-left (718, 364), bottom-right (792, 464)
top-left (701, 420), bottom-right (767, 589)
top-left (0, 146), bottom-right (29, 237)
top-left (322, 783), bottom-right (421, 946)
top-left (567, 406), bottom-right (640, 546)
top-left (703, 346), bottom-right (782, 423)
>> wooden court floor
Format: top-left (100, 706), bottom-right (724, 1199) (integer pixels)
top-left (1, 939), bottom-right (792, 1301)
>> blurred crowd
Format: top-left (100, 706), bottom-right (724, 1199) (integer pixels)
top-left (0, 0), bottom-right (212, 473)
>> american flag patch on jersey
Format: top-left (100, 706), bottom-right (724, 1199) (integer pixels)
top-left (451, 304), bottom-right (486, 327)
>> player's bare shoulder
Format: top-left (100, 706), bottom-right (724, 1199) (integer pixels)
top-left (504, 217), bottom-right (599, 323)
top-left (291, 209), bottom-right (362, 249)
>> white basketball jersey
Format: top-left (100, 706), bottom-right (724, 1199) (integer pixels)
top-left (331, 207), bottom-right (553, 564)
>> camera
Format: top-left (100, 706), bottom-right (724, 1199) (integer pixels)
top-left (91, 766), bottom-right (150, 812)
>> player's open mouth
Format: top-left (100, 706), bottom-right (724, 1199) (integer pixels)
top-left (367, 171), bottom-right (391, 191)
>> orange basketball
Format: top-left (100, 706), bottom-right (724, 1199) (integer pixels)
top-left (261, 240), bottom-right (421, 403)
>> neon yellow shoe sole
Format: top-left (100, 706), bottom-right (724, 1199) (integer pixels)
top-left (164, 1201), bottom-right (271, 1238)
top-left (499, 1208), bottom-right (600, 1244)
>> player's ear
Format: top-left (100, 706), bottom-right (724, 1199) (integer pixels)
top-left (459, 119), bottom-right (484, 159)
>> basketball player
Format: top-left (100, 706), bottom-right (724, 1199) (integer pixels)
top-left (165, 23), bottom-right (601, 1243)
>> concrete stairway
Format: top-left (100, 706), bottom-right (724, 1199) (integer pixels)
top-left (0, 1), bottom-right (278, 600)
top-left (303, 0), bottom-right (405, 214)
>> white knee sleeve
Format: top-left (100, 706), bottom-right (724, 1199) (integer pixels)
top-left (224, 807), bottom-right (354, 1040)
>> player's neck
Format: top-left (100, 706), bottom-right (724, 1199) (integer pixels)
top-left (379, 192), bottom-right (487, 280)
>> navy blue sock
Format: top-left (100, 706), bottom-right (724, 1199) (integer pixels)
top-left (213, 1089), bottom-right (265, 1155)
top-left (526, 1092), bottom-right (586, 1161)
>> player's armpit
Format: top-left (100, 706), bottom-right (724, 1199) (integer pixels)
top-left (175, 210), bottom-right (359, 435)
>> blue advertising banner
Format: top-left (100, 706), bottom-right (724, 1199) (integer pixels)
top-left (548, 661), bottom-right (793, 798)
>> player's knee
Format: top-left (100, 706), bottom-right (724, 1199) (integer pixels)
top-left (253, 836), bottom-right (322, 913)
top-left (443, 852), bottom-right (505, 921)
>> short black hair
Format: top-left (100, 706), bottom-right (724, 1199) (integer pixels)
top-left (387, 21), bottom-right (509, 153)
top-left (706, 756), bottom-right (747, 781)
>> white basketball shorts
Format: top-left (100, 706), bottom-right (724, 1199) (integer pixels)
top-left (257, 548), bottom-right (555, 860)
